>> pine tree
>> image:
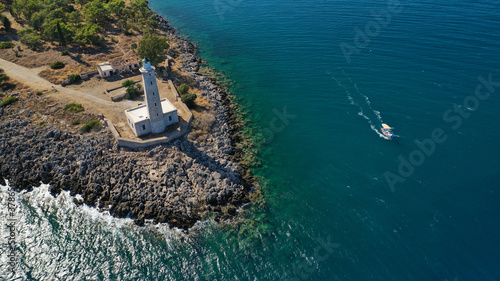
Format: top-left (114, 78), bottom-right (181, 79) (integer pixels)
top-left (56, 22), bottom-right (66, 46)
top-left (2, 16), bottom-right (11, 31)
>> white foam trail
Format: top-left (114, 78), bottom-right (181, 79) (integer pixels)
top-left (342, 70), bottom-right (384, 123)
top-left (329, 70), bottom-right (388, 139)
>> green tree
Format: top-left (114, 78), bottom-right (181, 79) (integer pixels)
top-left (18, 27), bottom-right (42, 48)
top-left (30, 11), bottom-right (45, 30)
top-left (68, 74), bottom-right (81, 84)
top-left (11, 0), bottom-right (42, 21)
top-left (0, 3), bottom-right (5, 14)
top-left (122, 79), bottom-right (134, 87)
top-left (125, 84), bottom-right (141, 99)
top-left (67, 10), bottom-right (83, 24)
top-left (3, 17), bottom-right (11, 31)
top-left (83, 0), bottom-right (108, 26)
top-left (181, 93), bottom-right (197, 108)
top-left (56, 21), bottom-right (66, 46)
top-left (106, 0), bottom-right (125, 16)
top-left (177, 83), bottom-right (189, 95)
top-left (73, 23), bottom-right (102, 45)
top-left (42, 19), bottom-right (72, 42)
top-left (137, 33), bottom-right (169, 66)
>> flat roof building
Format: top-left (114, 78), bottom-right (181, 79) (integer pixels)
top-left (125, 58), bottom-right (178, 137)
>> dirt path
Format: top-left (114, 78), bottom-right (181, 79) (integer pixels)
top-left (0, 58), bottom-right (133, 126)
top-left (0, 58), bottom-right (190, 139)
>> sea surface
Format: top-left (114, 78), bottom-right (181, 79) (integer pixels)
top-left (2, 0), bottom-right (500, 280)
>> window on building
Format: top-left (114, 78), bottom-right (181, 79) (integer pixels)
top-left (155, 103), bottom-right (157, 106)
top-left (151, 81), bottom-right (153, 85)
top-left (169, 115), bottom-right (172, 121)
top-left (142, 124), bottom-right (146, 130)
top-left (157, 113), bottom-right (159, 117)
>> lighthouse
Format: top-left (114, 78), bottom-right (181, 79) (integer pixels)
top-left (141, 58), bottom-right (166, 133)
top-left (124, 58), bottom-right (179, 137)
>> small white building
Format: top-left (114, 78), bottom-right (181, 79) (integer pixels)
top-left (97, 60), bottom-right (141, 78)
top-left (97, 62), bottom-right (115, 77)
top-left (125, 58), bottom-right (179, 137)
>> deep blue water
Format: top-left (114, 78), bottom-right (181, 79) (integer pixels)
top-left (2, 0), bottom-right (500, 280)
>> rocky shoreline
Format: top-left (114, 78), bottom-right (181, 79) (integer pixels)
top-left (0, 14), bottom-right (258, 229)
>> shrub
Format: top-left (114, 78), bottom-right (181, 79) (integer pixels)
top-left (0, 73), bottom-right (9, 83)
top-left (64, 103), bottom-right (84, 113)
top-left (3, 17), bottom-right (11, 31)
top-left (18, 27), bottom-right (42, 48)
top-left (36, 91), bottom-right (43, 96)
top-left (0, 42), bottom-right (15, 49)
top-left (50, 61), bottom-right (65, 69)
top-left (1, 97), bottom-right (18, 107)
top-left (131, 42), bottom-right (137, 49)
top-left (68, 74), bottom-right (81, 84)
top-left (177, 83), bottom-right (189, 95)
top-left (61, 50), bottom-right (70, 56)
top-left (71, 119), bottom-right (81, 125)
top-left (122, 79), bottom-right (134, 87)
top-left (125, 84), bottom-right (141, 100)
top-left (38, 121), bottom-right (45, 126)
top-left (77, 54), bottom-right (83, 59)
top-left (80, 120), bottom-right (102, 133)
top-left (181, 93), bottom-right (197, 108)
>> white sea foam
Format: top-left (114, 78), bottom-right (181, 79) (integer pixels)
top-left (330, 70), bottom-right (389, 139)
top-left (0, 182), bottom-right (194, 280)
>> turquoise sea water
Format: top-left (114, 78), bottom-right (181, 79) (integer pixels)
top-left (2, 0), bottom-right (500, 280)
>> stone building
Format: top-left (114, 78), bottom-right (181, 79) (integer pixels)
top-left (125, 58), bottom-right (179, 137)
top-left (97, 60), bottom-right (141, 78)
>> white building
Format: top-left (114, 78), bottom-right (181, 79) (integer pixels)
top-left (97, 60), bottom-right (141, 78)
top-left (97, 62), bottom-right (114, 77)
top-left (125, 58), bottom-right (178, 137)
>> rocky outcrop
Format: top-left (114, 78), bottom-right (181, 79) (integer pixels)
top-left (0, 14), bottom-right (257, 230)
top-left (156, 14), bottom-right (253, 180)
top-left (0, 108), bottom-right (251, 229)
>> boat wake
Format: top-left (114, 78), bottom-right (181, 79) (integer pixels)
top-left (328, 70), bottom-right (389, 139)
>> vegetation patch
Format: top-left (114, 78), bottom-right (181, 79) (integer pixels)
top-left (68, 74), bottom-right (81, 84)
top-left (61, 50), bottom-right (70, 56)
top-left (122, 79), bottom-right (134, 87)
top-left (177, 83), bottom-right (189, 95)
top-left (0, 42), bottom-right (15, 49)
top-left (9, 0), bottom-right (159, 47)
top-left (125, 84), bottom-right (142, 100)
top-left (137, 33), bottom-right (169, 66)
top-left (80, 120), bottom-right (102, 133)
top-left (181, 93), bottom-right (197, 108)
top-left (0, 97), bottom-right (18, 107)
top-left (0, 73), bottom-right (10, 85)
top-left (50, 61), bottom-right (65, 69)
top-left (64, 103), bottom-right (84, 113)
top-left (71, 119), bottom-right (81, 125)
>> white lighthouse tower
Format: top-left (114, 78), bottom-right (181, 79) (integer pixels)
top-left (124, 58), bottom-right (179, 137)
top-left (141, 58), bottom-right (165, 134)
